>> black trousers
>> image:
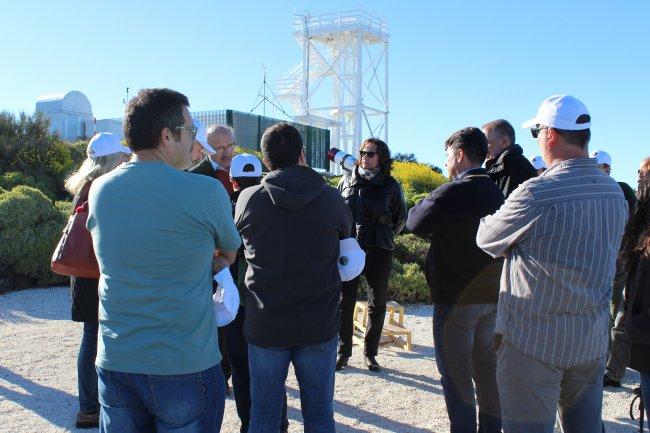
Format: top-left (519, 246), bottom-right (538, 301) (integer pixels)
top-left (339, 247), bottom-right (393, 357)
top-left (223, 306), bottom-right (288, 433)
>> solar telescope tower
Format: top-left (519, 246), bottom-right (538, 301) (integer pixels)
top-left (275, 10), bottom-right (389, 172)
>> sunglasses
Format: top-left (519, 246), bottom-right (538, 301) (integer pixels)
top-left (530, 126), bottom-right (548, 139)
top-left (359, 150), bottom-right (377, 158)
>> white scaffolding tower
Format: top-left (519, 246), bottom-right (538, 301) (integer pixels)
top-left (274, 10), bottom-right (389, 172)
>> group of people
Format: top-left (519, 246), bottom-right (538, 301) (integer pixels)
top-left (61, 88), bottom-right (650, 433)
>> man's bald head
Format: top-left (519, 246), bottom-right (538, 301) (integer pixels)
top-left (207, 124), bottom-right (235, 169)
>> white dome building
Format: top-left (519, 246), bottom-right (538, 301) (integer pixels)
top-left (35, 91), bottom-right (94, 141)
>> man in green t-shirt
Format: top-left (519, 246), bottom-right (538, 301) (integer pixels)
top-left (87, 88), bottom-right (241, 433)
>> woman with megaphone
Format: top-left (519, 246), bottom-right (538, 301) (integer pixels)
top-left (335, 138), bottom-right (407, 372)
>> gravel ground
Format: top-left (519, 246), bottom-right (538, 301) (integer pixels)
top-left (0, 287), bottom-right (643, 432)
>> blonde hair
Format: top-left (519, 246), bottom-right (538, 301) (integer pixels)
top-left (64, 153), bottom-right (127, 196)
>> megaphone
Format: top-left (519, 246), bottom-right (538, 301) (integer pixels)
top-left (326, 148), bottom-right (357, 172)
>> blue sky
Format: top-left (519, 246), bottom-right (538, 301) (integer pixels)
top-left (2, 0), bottom-right (648, 185)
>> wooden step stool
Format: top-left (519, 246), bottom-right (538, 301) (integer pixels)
top-left (352, 300), bottom-right (412, 351)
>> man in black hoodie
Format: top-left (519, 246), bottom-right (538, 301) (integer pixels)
top-left (483, 119), bottom-right (537, 198)
top-left (234, 123), bottom-right (352, 433)
top-left (407, 127), bottom-right (504, 433)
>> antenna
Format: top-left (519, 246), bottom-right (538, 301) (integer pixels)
top-left (122, 87), bottom-right (130, 105)
top-left (249, 64), bottom-right (292, 120)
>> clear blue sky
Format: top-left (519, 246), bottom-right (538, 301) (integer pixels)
top-left (2, 0), bottom-right (648, 185)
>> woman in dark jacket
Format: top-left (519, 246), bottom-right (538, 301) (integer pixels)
top-left (63, 133), bottom-right (130, 428)
top-left (336, 138), bottom-right (407, 372)
top-left (623, 157), bottom-right (650, 421)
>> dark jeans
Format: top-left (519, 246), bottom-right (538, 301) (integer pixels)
top-left (433, 303), bottom-right (501, 433)
top-left (223, 306), bottom-right (288, 433)
top-left (641, 373), bottom-right (650, 428)
top-left (248, 336), bottom-right (338, 433)
top-left (78, 321), bottom-right (99, 413)
top-left (97, 364), bottom-right (225, 433)
top-left (606, 261), bottom-right (630, 381)
top-left (339, 247), bottom-right (392, 357)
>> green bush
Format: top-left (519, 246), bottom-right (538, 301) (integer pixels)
top-left (0, 186), bottom-right (68, 292)
top-left (388, 260), bottom-right (430, 303)
top-left (394, 233), bottom-right (429, 269)
top-left (0, 171), bottom-right (57, 200)
top-left (0, 111), bottom-right (76, 200)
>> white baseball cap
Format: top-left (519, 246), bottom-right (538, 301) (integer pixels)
top-left (338, 238), bottom-right (366, 282)
top-left (87, 132), bottom-right (131, 158)
top-left (213, 268), bottom-right (239, 327)
top-left (192, 117), bottom-right (216, 155)
top-left (590, 150), bottom-right (612, 166)
top-left (230, 153), bottom-right (262, 178)
top-left (522, 95), bottom-right (591, 131)
top-left (529, 155), bottom-right (547, 170)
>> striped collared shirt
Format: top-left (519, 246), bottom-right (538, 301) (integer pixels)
top-left (477, 157), bottom-right (628, 367)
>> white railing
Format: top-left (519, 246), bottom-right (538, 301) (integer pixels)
top-left (293, 9), bottom-right (388, 36)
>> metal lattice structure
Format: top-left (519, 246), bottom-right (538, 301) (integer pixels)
top-left (274, 10), bottom-right (389, 172)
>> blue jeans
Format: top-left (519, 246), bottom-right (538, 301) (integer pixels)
top-left (78, 321), bottom-right (99, 413)
top-left (248, 336), bottom-right (337, 433)
top-left (433, 303), bottom-right (501, 433)
top-left (97, 364), bottom-right (225, 433)
top-left (497, 338), bottom-right (605, 433)
top-left (641, 373), bottom-right (650, 430)
top-left (223, 306), bottom-right (289, 433)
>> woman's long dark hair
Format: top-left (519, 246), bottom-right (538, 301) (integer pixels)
top-left (360, 137), bottom-right (392, 176)
top-left (621, 171), bottom-right (650, 265)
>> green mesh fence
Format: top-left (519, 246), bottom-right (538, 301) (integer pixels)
top-left (191, 109), bottom-right (330, 170)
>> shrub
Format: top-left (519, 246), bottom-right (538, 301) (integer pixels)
top-left (0, 186), bottom-right (68, 292)
top-left (394, 233), bottom-right (429, 269)
top-left (392, 161), bottom-right (447, 196)
top-left (0, 111), bottom-right (75, 199)
top-left (389, 260), bottom-right (430, 303)
top-left (0, 171), bottom-right (57, 200)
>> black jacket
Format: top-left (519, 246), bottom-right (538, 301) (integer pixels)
top-left (337, 167), bottom-right (407, 250)
top-left (235, 165), bottom-right (352, 348)
top-left (485, 144), bottom-right (537, 198)
top-left (406, 169), bottom-right (505, 305)
top-left (69, 182), bottom-right (99, 323)
top-left (626, 254), bottom-right (650, 374)
top-left (188, 157), bottom-right (234, 195)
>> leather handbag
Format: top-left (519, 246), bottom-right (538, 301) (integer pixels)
top-left (51, 185), bottom-right (100, 279)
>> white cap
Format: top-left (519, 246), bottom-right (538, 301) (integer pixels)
top-left (522, 95), bottom-right (591, 130)
top-left (192, 117), bottom-right (216, 155)
top-left (590, 150), bottom-right (612, 166)
top-left (213, 268), bottom-right (239, 327)
top-left (338, 238), bottom-right (366, 282)
top-left (230, 153), bottom-right (262, 178)
top-left (87, 132), bottom-right (131, 158)
top-left (530, 155), bottom-right (547, 170)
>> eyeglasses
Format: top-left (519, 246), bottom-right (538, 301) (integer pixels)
top-left (175, 125), bottom-right (198, 140)
top-left (530, 126), bottom-right (548, 139)
top-left (214, 143), bottom-right (236, 153)
top-left (359, 150), bottom-right (377, 158)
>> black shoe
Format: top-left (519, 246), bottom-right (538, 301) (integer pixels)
top-left (336, 355), bottom-right (349, 371)
top-left (364, 355), bottom-right (381, 372)
top-left (603, 375), bottom-right (621, 387)
top-left (75, 410), bottom-right (99, 429)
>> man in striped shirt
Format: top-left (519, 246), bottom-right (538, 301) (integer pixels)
top-left (477, 95), bottom-right (628, 433)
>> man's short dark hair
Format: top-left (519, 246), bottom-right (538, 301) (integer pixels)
top-left (483, 119), bottom-right (515, 147)
top-left (261, 123), bottom-right (303, 170)
top-left (444, 127), bottom-right (488, 165)
top-left (233, 176), bottom-right (262, 189)
top-left (124, 88), bottom-right (189, 151)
